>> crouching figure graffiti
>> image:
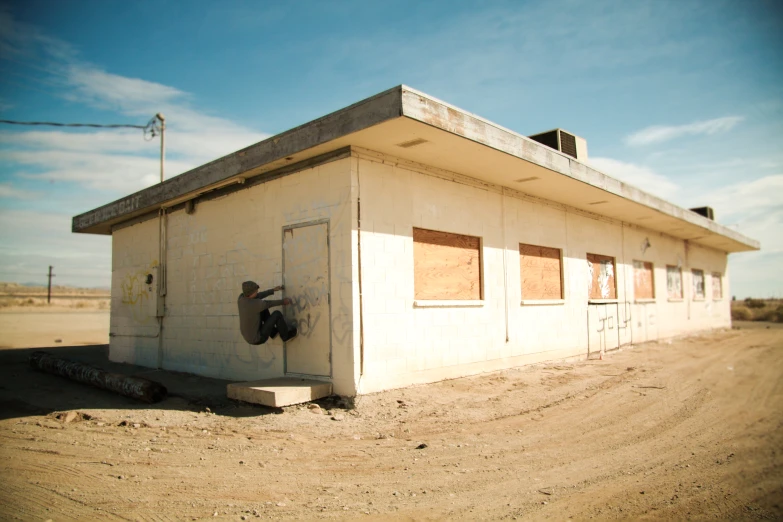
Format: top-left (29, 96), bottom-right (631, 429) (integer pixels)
top-left (237, 281), bottom-right (298, 345)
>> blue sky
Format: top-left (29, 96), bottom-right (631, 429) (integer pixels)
top-left (0, 0), bottom-right (781, 297)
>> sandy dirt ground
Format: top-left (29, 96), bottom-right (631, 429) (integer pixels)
top-left (0, 322), bottom-right (781, 521)
top-left (0, 310), bottom-right (110, 349)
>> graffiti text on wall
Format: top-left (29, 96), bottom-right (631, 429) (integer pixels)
top-left (120, 261), bottom-right (158, 324)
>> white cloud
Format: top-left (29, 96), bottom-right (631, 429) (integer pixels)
top-left (0, 209), bottom-right (111, 286)
top-left (0, 183), bottom-right (38, 200)
top-left (0, 129), bottom-right (153, 154)
top-left (589, 157), bottom-right (680, 200)
top-left (1, 7), bottom-right (267, 192)
top-left (698, 174), bottom-right (783, 220)
top-left (65, 65), bottom-right (186, 113)
top-left (696, 174), bottom-right (783, 298)
top-left (3, 149), bottom-right (192, 193)
top-left (0, 10), bottom-right (269, 195)
top-left (0, 9), bottom-right (268, 287)
top-left (626, 116), bottom-right (744, 146)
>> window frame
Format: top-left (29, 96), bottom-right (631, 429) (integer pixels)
top-left (666, 265), bottom-right (683, 300)
top-left (412, 227), bottom-right (484, 304)
top-left (586, 253), bottom-right (617, 301)
top-left (519, 243), bottom-right (564, 304)
top-left (632, 259), bottom-right (655, 302)
top-left (692, 268), bottom-right (705, 300)
top-left (712, 272), bottom-right (723, 300)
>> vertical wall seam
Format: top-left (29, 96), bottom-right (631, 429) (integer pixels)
top-left (619, 223), bottom-right (626, 348)
top-left (357, 160), bottom-right (365, 379)
top-left (501, 188), bottom-right (509, 343)
top-left (157, 208), bottom-right (167, 369)
top-left (685, 240), bottom-right (691, 321)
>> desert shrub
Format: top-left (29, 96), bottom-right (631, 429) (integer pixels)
top-left (731, 306), bottom-right (752, 321)
top-left (744, 298), bottom-right (766, 309)
top-left (756, 307), bottom-right (783, 323)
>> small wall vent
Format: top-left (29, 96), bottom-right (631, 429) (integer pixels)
top-left (396, 138), bottom-right (428, 148)
top-left (528, 128), bottom-right (587, 160)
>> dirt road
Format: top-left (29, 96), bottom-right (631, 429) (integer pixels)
top-left (0, 323), bottom-right (781, 520)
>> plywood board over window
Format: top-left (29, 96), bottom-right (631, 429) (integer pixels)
top-left (666, 266), bottom-right (683, 299)
top-left (692, 269), bottom-right (705, 299)
top-left (712, 272), bottom-right (723, 299)
top-left (633, 260), bottom-right (654, 300)
top-left (520, 244), bottom-right (562, 300)
top-left (413, 228), bottom-right (482, 300)
top-left (587, 253), bottom-right (616, 299)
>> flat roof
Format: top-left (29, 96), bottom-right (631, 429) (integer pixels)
top-left (72, 85), bottom-right (759, 253)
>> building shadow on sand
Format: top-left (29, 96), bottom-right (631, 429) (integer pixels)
top-left (0, 344), bottom-right (292, 421)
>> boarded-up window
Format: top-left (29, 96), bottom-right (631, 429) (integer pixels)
top-left (520, 244), bottom-right (563, 300)
top-left (633, 260), bottom-right (654, 299)
top-left (692, 269), bottom-right (705, 299)
top-left (712, 272), bottom-right (722, 299)
top-left (413, 228), bottom-right (482, 300)
top-left (586, 253), bottom-right (616, 299)
top-left (666, 266), bottom-right (682, 299)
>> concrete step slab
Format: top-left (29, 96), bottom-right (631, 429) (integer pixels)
top-left (226, 377), bottom-right (332, 408)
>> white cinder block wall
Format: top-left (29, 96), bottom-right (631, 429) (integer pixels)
top-left (110, 150), bottom-right (731, 397)
top-left (110, 217), bottom-right (161, 368)
top-left (355, 153), bottom-right (731, 394)
top-left (110, 157), bottom-right (358, 395)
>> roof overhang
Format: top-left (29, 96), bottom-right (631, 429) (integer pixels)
top-left (72, 85), bottom-right (759, 254)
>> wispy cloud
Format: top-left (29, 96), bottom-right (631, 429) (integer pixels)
top-left (0, 183), bottom-right (38, 200)
top-left (64, 65), bottom-right (186, 113)
top-left (699, 174), bottom-right (782, 297)
top-left (626, 116), bottom-right (744, 146)
top-left (589, 157), bottom-right (680, 200)
top-left (699, 174), bottom-right (783, 222)
top-left (0, 209), bottom-right (111, 286)
top-left (1, 9), bottom-right (267, 195)
top-left (0, 9), bottom-right (268, 286)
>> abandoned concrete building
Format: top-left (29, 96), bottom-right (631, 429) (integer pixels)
top-left (73, 85), bottom-right (759, 401)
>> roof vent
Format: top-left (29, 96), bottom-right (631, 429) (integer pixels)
top-left (528, 129), bottom-right (588, 160)
top-left (689, 206), bottom-right (715, 220)
top-left (396, 138), bottom-right (428, 148)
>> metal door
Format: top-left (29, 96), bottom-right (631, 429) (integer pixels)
top-left (282, 221), bottom-right (331, 377)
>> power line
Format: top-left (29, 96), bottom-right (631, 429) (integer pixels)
top-left (0, 119), bottom-right (147, 129)
top-left (0, 114), bottom-right (165, 143)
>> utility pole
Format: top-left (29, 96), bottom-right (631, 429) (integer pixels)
top-left (47, 266), bottom-right (54, 304)
top-left (156, 113), bottom-right (166, 182)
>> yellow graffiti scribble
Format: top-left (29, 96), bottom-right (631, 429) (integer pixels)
top-left (120, 260), bottom-right (158, 324)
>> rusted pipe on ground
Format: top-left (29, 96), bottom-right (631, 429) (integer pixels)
top-left (29, 351), bottom-right (167, 403)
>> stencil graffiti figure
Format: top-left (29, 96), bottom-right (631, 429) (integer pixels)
top-left (237, 281), bottom-right (298, 345)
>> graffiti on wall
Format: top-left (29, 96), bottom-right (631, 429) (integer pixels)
top-left (158, 165), bottom-right (355, 375)
top-left (120, 260), bottom-right (158, 324)
top-left (587, 258), bottom-right (615, 299)
top-left (288, 276), bottom-right (329, 339)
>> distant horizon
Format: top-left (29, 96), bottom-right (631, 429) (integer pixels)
top-left (0, 281), bottom-right (110, 291)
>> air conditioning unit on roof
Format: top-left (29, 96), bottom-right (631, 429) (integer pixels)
top-left (528, 128), bottom-right (588, 160)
